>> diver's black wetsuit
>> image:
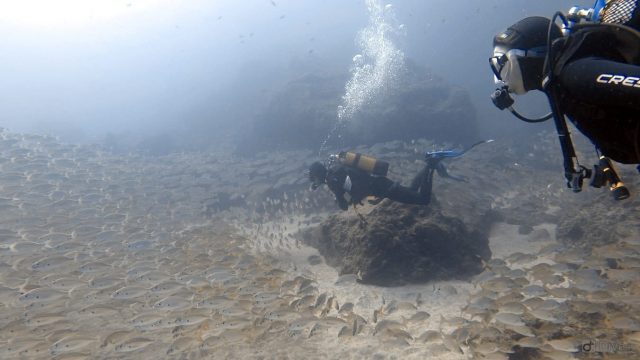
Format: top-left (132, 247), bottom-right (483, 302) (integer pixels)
top-left (325, 163), bottom-right (434, 211)
top-left (548, 24), bottom-right (640, 164)
top-left (557, 58), bottom-right (640, 163)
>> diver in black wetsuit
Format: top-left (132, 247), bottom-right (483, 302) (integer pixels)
top-left (308, 155), bottom-right (465, 211)
top-left (489, 3), bottom-right (640, 199)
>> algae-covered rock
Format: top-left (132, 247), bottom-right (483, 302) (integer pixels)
top-left (303, 200), bottom-right (490, 286)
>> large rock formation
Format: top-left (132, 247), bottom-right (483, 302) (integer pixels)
top-left (239, 61), bottom-right (479, 154)
top-left (302, 200), bottom-right (491, 287)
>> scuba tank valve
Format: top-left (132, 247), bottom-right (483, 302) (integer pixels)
top-left (567, 1), bottom-right (606, 23)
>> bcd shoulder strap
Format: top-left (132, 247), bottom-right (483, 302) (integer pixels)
top-left (552, 23), bottom-right (640, 77)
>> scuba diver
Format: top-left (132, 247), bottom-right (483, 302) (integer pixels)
top-left (489, 0), bottom-right (640, 200)
top-left (308, 141), bottom-right (492, 211)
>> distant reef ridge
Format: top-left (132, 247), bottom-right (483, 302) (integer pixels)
top-left (238, 60), bottom-right (479, 154)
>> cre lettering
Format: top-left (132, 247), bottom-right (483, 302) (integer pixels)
top-left (596, 74), bottom-right (640, 87)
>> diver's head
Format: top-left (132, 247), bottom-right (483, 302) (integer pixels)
top-left (491, 16), bottom-right (562, 94)
top-left (308, 161), bottom-right (327, 190)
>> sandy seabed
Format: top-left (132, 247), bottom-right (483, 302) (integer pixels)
top-left (0, 131), bottom-right (639, 359)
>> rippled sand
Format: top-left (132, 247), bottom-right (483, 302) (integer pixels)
top-left (0, 130), bottom-right (639, 359)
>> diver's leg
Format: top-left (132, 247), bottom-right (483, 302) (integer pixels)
top-left (418, 166), bottom-right (435, 202)
top-left (436, 162), bottom-right (468, 182)
top-left (386, 183), bottom-right (429, 205)
top-left (410, 166), bottom-right (428, 190)
top-left (386, 167), bottom-right (434, 205)
top-left (370, 177), bottom-right (395, 200)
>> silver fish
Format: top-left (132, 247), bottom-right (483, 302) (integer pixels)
top-left (31, 256), bottom-right (74, 272)
top-left (111, 286), bottom-right (148, 300)
top-left (50, 336), bottom-right (96, 356)
top-left (114, 337), bottom-right (155, 353)
top-left (18, 288), bottom-right (66, 305)
top-left (153, 296), bottom-right (191, 311)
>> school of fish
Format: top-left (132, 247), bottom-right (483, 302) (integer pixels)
top-left (0, 129), bottom-right (639, 359)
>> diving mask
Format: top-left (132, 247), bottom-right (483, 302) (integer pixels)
top-left (490, 47), bottom-right (546, 95)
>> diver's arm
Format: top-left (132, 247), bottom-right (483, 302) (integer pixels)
top-left (330, 187), bottom-right (349, 210)
top-left (326, 167), bottom-right (350, 211)
top-left (336, 195), bottom-right (349, 211)
top-left (328, 186), bottom-right (349, 211)
top-left (329, 183), bottom-right (349, 211)
top-left (559, 57), bottom-right (640, 109)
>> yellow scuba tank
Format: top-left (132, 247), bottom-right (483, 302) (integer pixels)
top-left (337, 151), bottom-right (389, 176)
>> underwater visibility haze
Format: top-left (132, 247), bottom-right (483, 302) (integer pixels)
top-left (0, 0), bottom-right (639, 359)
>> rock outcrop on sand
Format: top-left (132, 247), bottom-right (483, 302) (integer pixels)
top-left (298, 133), bottom-right (640, 288)
top-left (302, 200), bottom-right (491, 286)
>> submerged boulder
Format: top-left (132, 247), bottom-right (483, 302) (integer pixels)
top-left (302, 200), bottom-right (491, 286)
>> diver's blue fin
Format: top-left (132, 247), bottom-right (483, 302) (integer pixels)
top-left (425, 139), bottom-right (494, 160)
